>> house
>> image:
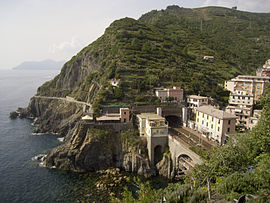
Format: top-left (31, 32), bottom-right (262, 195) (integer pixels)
top-left (195, 105), bottom-right (237, 145)
top-left (187, 95), bottom-right (208, 112)
top-left (155, 86), bottom-right (184, 102)
top-left (224, 75), bottom-right (270, 102)
top-left (225, 105), bottom-right (253, 128)
top-left (109, 78), bottom-right (121, 87)
top-left (96, 108), bottom-right (130, 123)
top-left (137, 113), bottom-right (168, 137)
top-left (228, 90), bottom-right (254, 106)
top-left (256, 59), bottom-right (270, 77)
top-left (247, 110), bottom-right (262, 130)
top-left (203, 56), bottom-right (214, 61)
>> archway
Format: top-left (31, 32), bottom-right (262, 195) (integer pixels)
top-left (154, 145), bottom-right (163, 164)
top-left (165, 115), bottom-right (181, 127)
top-left (177, 154), bottom-right (193, 173)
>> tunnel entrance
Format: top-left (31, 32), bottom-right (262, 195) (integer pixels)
top-left (177, 154), bottom-right (193, 173)
top-left (165, 115), bottom-right (181, 127)
top-left (154, 145), bottom-right (163, 164)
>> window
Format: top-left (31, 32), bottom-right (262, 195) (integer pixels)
top-left (212, 117), bottom-right (214, 122)
top-left (124, 118), bottom-right (126, 123)
top-left (227, 127), bottom-right (230, 133)
top-left (218, 119), bottom-right (220, 124)
top-left (206, 122), bottom-right (208, 127)
top-left (197, 118), bottom-right (199, 122)
top-left (202, 121), bottom-right (204, 125)
top-left (124, 112), bottom-right (126, 115)
top-left (228, 120), bottom-right (231, 125)
top-left (202, 113), bottom-right (204, 118)
top-left (211, 124), bottom-right (213, 129)
top-left (218, 127), bottom-right (220, 132)
top-left (207, 115), bottom-right (209, 119)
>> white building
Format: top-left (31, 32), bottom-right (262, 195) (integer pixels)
top-left (137, 113), bottom-right (168, 137)
top-left (187, 95), bottom-right (208, 112)
top-left (196, 105), bottom-right (237, 145)
top-left (109, 78), bottom-right (121, 87)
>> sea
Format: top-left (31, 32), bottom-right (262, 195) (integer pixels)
top-left (0, 69), bottom-right (91, 202)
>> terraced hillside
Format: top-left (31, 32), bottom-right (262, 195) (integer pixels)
top-left (37, 5), bottom-right (270, 113)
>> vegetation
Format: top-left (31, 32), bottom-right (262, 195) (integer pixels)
top-left (115, 86), bottom-right (270, 202)
top-left (37, 5), bottom-right (270, 112)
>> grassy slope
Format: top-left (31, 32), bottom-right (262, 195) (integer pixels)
top-left (37, 5), bottom-right (270, 110)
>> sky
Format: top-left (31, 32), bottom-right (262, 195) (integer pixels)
top-left (0, 0), bottom-right (269, 69)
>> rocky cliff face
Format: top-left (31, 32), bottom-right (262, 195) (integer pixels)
top-left (44, 123), bottom-right (156, 177)
top-left (21, 97), bottom-right (83, 134)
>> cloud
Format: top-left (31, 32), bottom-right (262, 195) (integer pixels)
top-left (202, 0), bottom-right (270, 12)
top-left (49, 37), bottom-right (83, 54)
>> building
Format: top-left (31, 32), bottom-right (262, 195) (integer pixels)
top-left (225, 90), bottom-right (254, 128)
top-left (195, 105), bottom-right (237, 145)
top-left (203, 56), bottom-right (214, 61)
top-left (137, 113), bottom-right (168, 164)
top-left (224, 75), bottom-right (270, 102)
top-left (228, 91), bottom-right (254, 106)
top-left (155, 86), bottom-right (184, 102)
top-left (247, 110), bottom-right (262, 130)
top-left (137, 113), bottom-right (168, 137)
top-left (187, 95), bottom-right (208, 112)
top-left (225, 105), bottom-right (253, 127)
top-left (109, 78), bottom-right (121, 87)
top-left (96, 108), bottom-right (130, 123)
top-left (256, 59), bottom-right (270, 77)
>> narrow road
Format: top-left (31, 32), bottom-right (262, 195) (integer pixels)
top-left (34, 96), bottom-right (92, 107)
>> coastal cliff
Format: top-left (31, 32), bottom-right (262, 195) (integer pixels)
top-left (44, 123), bottom-right (156, 177)
top-left (13, 6), bottom-right (270, 178)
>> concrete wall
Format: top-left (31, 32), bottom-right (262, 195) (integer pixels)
top-left (80, 122), bottom-right (133, 132)
top-left (168, 135), bottom-right (202, 169)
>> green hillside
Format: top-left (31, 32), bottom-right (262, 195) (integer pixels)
top-left (37, 5), bottom-right (270, 112)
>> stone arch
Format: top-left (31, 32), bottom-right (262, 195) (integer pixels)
top-left (154, 145), bottom-right (163, 164)
top-left (165, 115), bottom-right (181, 127)
top-left (177, 154), bottom-right (193, 172)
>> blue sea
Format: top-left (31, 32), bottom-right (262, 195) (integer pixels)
top-left (0, 70), bottom-right (88, 202)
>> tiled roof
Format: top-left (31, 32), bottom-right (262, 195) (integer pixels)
top-left (197, 105), bottom-right (237, 119)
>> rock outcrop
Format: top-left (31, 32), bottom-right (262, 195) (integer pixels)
top-left (44, 122), bottom-right (156, 177)
top-left (156, 154), bottom-right (174, 179)
top-left (18, 97), bottom-right (83, 134)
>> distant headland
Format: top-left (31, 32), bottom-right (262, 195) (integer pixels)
top-left (12, 59), bottom-right (65, 70)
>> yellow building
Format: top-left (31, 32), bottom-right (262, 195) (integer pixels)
top-left (225, 75), bottom-right (270, 102)
top-left (195, 105), bottom-right (237, 145)
top-left (137, 113), bottom-right (168, 137)
top-left (137, 113), bottom-right (168, 164)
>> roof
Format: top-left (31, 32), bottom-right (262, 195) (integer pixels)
top-left (197, 105), bottom-right (237, 120)
top-left (137, 113), bottom-right (165, 120)
top-left (96, 115), bottom-right (120, 121)
top-left (82, 115), bottom-right (93, 120)
top-left (187, 95), bottom-right (208, 100)
top-left (236, 75), bottom-right (270, 80)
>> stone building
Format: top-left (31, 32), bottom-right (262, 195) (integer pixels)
top-left (137, 113), bottom-right (168, 164)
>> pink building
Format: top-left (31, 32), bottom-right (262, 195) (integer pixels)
top-left (225, 105), bottom-right (253, 128)
top-left (155, 86), bottom-right (184, 102)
